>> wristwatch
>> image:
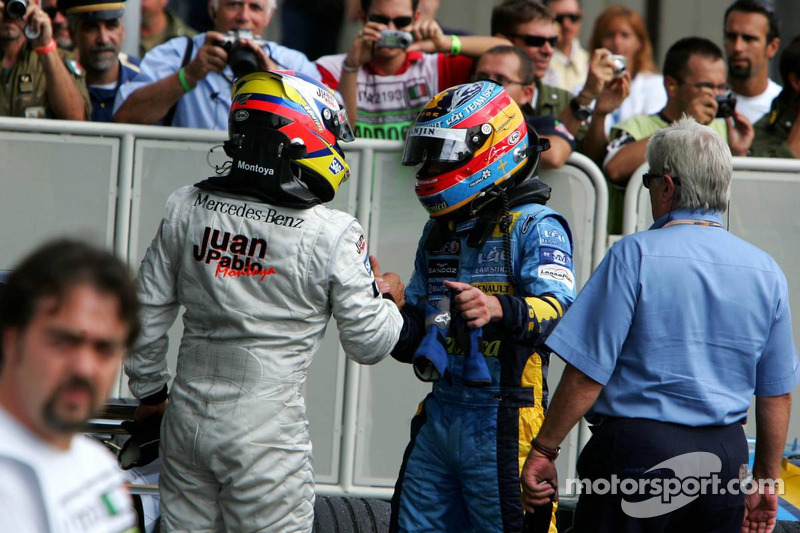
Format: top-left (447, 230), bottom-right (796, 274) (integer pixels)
top-left (569, 97), bottom-right (592, 121)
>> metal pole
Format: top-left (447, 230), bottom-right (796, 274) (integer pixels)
top-left (123, 0), bottom-right (141, 58)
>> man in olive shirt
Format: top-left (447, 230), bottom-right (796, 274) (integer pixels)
top-left (1, 0), bottom-right (89, 119)
top-left (491, 0), bottom-right (619, 160)
top-left (751, 36), bottom-right (800, 158)
top-left (139, 0), bottom-right (196, 57)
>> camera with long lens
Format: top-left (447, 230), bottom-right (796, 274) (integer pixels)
top-left (610, 53), bottom-right (627, 79)
top-left (715, 90), bottom-right (737, 119)
top-left (217, 30), bottom-right (266, 80)
top-left (376, 29), bottom-right (413, 49)
top-left (4, 0), bottom-right (28, 19)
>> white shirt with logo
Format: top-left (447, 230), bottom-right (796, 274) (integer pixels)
top-left (316, 51), bottom-right (474, 140)
top-left (0, 407), bottom-right (137, 533)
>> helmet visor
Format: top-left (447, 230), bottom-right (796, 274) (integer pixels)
top-left (402, 125), bottom-right (483, 166)
top-left (333, 108), bottom-right (355, 143)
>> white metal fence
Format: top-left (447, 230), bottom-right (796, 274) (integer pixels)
top-left (4, 117), bottom-right (799, 499)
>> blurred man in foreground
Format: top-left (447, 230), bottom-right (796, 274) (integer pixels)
top-left (0, 239), bottom-right (140, 532)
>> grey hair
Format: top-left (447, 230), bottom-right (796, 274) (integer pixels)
top-left (210, 0), bottom-right (277, 11)
top-left (646, 116), bottom-right (731, 212)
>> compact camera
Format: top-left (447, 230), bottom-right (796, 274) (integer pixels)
top-left (610, 54), bottom-right (627, 79)
top-left (4, 0), bottom-right (28, 19)
top-left (376, 29), bottom-right (413, 49)
top-left (217, 30), bottom-right (266, 80)
top-left (715, 91), bottom-right (737, 119)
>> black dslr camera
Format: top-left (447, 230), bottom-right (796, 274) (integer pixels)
top-left (217, 30), bottom-right (266, 79)
top-left (4, 0), bottom-right (28, 19)
top-left (715, 91), bottom-right (737, 119)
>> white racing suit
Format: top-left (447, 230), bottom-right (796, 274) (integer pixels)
top-left (125, 185), bottom-right (402, 532)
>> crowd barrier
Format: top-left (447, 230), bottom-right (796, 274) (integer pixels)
top-left (0, 117), bottom-right (609, 498)
top-left (11, 117), bottom-right (800, 500)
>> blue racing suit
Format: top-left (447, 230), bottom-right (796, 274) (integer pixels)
top-left (390, 183), bottom-right (575, 533)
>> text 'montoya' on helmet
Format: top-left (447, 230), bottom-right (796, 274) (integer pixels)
top-left (401, 81), bottom-right (535, 220)
top-left (225, 70), bottom-right (355, 205)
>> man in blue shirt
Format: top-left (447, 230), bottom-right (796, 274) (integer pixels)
top-left (520, 117), bottom-right (799, 532)
top-left (112, 0), bottom-right (319, 129)
top-left (62, 0), bottom-right (141, 122)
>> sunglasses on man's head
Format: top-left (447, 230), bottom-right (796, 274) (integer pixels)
top-left (554, 13), bottom-right (582, 24)
top-left (368, 14), bottom-right (413, 28)
top-left (508, 33), bottom-right (558, 48)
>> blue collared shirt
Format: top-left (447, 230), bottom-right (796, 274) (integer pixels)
top-left (113, 33), bottom-right (319, 130)
top-left (546, 208), bottom-right (799, 426)
top-left (89, 53), bottom-right (140, 122)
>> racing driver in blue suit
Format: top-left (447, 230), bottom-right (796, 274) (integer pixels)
top-left (389, 80), bottom-right (576, 533)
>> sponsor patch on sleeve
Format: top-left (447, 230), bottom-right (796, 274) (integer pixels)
top-left (355, 234), bottom-right (367, 255)
top-left (540, 247), bottom-right (573, 269)
top-left (537, 265), bottom-right (574, 291)
top-left (537, 222), bottom-right (569, 250)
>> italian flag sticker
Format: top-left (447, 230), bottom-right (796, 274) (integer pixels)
top-left (408, 84), bottom-right (429, 100)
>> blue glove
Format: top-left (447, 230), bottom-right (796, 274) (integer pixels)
top-left (412, 296), bottom-right (451, 382)
top-left (459, 321), bottom-right (491, 387)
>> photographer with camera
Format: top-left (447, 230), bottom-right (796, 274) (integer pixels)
top-left (491, 0), bottom-right (625, 165)
top-left (587, 6), bottom-right (667, 137)
top-left (113, 0), bottom-right (319, 129)
top-left (315, 0), bottom-right (509, 139)
top-left (603, 37), bottom-right (754, 233)
top-left (0, 0), bottom-right (89, 119)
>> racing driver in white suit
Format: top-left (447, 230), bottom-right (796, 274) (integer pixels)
top-left (125, 70), bottom-right (403, 532)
